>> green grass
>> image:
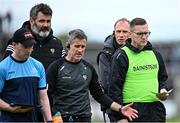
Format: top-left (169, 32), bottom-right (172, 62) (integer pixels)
top-left (167, 115), bottom-right (180, 122)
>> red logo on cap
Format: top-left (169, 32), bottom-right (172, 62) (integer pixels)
top-left (24, 32), bottom-right (33, 39)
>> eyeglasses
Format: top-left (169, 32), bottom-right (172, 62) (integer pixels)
top-left (133, 31), bottom-right (151, 37)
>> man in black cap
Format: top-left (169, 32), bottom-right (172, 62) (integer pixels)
top-left (12, 28), bottom-right (36, 48)
top-left (0, 28), bottom-right (52, 122)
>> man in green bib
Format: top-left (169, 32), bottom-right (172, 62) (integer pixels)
top-left (110, 17), bottom-right (169, 122)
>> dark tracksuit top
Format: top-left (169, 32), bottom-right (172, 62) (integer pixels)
top-left (46, 57), bottom-right (114, 119)
top-left (97, 35), bottom-right (124, 121)
top-left (110, 38), bottom-right (168, 122)
top-left (97, 34), bottom-right (122, 94)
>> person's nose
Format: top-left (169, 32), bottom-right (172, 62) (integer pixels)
top-left (77, 47), bottom-right (84, 52)
top-left (43, 21), bottom-right (49, 27)
top-left (141, 34), bottom-right (147, 39)
top-left (119, 31), bottom-right (125, 37)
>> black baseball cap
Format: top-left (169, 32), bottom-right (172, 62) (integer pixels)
top-left (13, 28), bottom-right (36, 48)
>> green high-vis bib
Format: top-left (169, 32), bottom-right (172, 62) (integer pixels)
top-left (122, 46), bottom-right (159, 103)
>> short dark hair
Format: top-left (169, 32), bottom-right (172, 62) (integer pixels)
top-left (130, 18), bottom-right (147, 31)
top-left (30, 3), bottom-right (52, 20)
top-left (68, 29), bottom-right (87, 42)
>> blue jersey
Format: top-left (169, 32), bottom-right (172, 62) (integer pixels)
top-left (0, 55), bottom-right (47, 122)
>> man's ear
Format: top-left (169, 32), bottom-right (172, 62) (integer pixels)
top-left (112, 30), bottom-right (115, 35)
top-left (12, 42), bottom-right (16, 46)
top-left (127, 31), bottom-right (131, 38)
top-left (66, 42), bottom-right (70, 49)
top-left (129, 32), bottom-right (133, 38)
top-left (29, 17), bottom-right (34, 25)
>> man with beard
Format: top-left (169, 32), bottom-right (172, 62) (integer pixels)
top-left (3, 3), bottom-right (63, 70)
top-left (3, 3), bottom-right (63, 121)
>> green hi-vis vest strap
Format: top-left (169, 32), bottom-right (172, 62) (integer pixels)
top-left (122, 46), bottom-right (159, 103)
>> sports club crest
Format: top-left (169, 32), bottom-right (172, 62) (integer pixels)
top-left (50, 48), bottom-right (55, 54)
top-left (83, 75), bottom-right (87, 80)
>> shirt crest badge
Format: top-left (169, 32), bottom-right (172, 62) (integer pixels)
top-left (50, 48), bottom-right (55, 54)
top-left (83, 75), bottom-right (87, 80)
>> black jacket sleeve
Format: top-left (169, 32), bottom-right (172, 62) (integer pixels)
top-left (2, 39), bottom-right (13, 60)
top-left (86, 62), bottom-right (113, 108)
top-left (153, 50), bottom-right (169, 91)
top-left (46, 59), bottom-right (61, 107)
top-left (109, 49), bottom-right (128, 105)
top-left (98, 52), bottom-right (111, 93)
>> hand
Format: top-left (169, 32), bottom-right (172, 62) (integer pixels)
top-left (9, 105), bottom-right (32, 113)
top-left (156, 89), bottom-right (172, 101)
top-left (121, 103), bottom-right (138, 121)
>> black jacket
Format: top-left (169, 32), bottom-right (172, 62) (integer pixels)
top-left (97, 35), bottom-right (122, 93)
top-left (4, 21), bottom-right (63, 70)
